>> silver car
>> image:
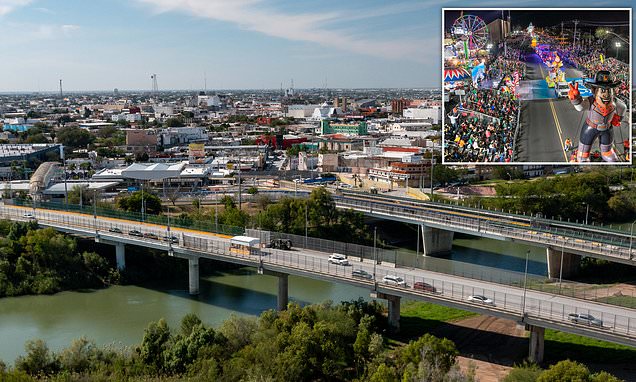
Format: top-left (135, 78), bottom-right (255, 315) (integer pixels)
top-left (568, 313), bottom-right (603, 327)
top-left (382, 275), bottom-right (406, 286)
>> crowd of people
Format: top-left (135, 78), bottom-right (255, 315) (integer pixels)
top-left (444, 87), bottom-right (519, 163)
top-left (551, 41), bottom-right (630, 103)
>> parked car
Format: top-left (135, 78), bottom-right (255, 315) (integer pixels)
top-left (23, 213), bottom-right (35, 219)
top-left (328, 253), bottom-right (349, 266)
top-left (128, 230), bottom-right (143, 237)
top-left (568, 313), bottom-right (603, 327)
top-left (143, 232), bottom-right (159, 240)
top-left (352, 269), bottom-right (373, 279)
top-left (382, 275), bottom-right (406, 287)
top-left (413, 282), bottom-right (436, 293)
top-left (162, 235), bottom-right (179, 243)
top-left (467, 295), bottom-right (494, 305)
top-left (108, 227), bottom-right (123, 234)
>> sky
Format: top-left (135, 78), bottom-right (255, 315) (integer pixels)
top-left (0, 0), bottom-right (632, 91)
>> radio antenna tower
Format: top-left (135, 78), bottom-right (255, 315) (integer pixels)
top-left (151, 74), bottom-right (158, 94)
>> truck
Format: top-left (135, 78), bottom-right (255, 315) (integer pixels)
top-left (270, 238), bottom-right (292, 250)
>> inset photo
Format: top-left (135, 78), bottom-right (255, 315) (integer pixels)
top-left (442, 9), bottom-right (631, 164)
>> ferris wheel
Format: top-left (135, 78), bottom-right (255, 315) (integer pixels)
top-left (452, 15), bottom-right (489, 50)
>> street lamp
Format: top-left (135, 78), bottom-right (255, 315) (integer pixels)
top-left (521, 250), bottom-right (530, 316)
top-left (373, 226), bottom-right (377, 282)
top-left (615, 42), bottom-right (621, 59)
top-left (304, 202), bottom-right (308, 248)
top-left (584, 203), bottom-right (589, 225)
top-left (629, 219), bottom-right (636, 260)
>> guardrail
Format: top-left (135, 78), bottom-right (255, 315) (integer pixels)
top-left (2, 205), bottom-right (634, 345)
top-left (334, 198), bottom-right (634, 261)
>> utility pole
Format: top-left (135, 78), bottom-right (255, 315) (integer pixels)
top-left (573, 20), bottom-right (579, 49)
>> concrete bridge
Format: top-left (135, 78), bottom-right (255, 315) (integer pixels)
top-left (333, 192), bottom-right (634, 280)
top-left (1, 204), bottom-right (635, 363)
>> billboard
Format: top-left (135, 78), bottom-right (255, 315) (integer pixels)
top-left (189, 143), bottom-right (205, 158)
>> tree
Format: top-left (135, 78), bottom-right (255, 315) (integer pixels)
top-left (433, 164), bottom-right (459, 186)
top-left (117, 191), bottom-right (162, 215)
top-left (537, 360), bottom-right (591, 382)
top-left (165, 118), bottom-right (185, 127)
top-left (15, 339), bottom-right (59, 375)
top-left (67, 185), bottom-right (93, 206)
top-left (138, 318), bottom-right (171, 371)
top-left (56, 126), bottom-right (94, 149)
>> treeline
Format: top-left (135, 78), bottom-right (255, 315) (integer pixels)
top-left (468, 172), bottom-right (636, 223)
top-left (0, 220), bottom-right (119, 297)
top-left (0, 300), bottom-right (477, 382)
top-left (0, 301), bottom-right (624, 381)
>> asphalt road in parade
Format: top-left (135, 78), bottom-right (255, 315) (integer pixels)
top-left (515, 52), bottom-right (631, 163)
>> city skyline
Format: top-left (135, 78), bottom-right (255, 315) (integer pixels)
top-left (0, 0), bottom-right (632, 91)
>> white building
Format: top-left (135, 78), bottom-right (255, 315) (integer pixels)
top-left (286, 104), bottom-right (320, 119)
top-left (403, 106), bottom-right (442, 123)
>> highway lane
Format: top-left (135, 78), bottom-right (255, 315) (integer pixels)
top-left (516, 52), bottom-right (630, 163)
top-left (2, 205), bottom-right (635, 347)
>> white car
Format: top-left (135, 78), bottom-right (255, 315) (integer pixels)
top-left (467, 295), bottom-right (494, 305)
top-left (382, 275), bottom-right (406, 287)
top-left (23, 213), bottom-right (35, 219)
top-left (328, 254), bottom-right (349, 266)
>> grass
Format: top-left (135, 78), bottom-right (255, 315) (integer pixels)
top-left (596, 295), bottom-right (636, 309)
top-left (396, 300), bottom-right (477, 340)
top-left (544, 329), bottom-right (636, 363)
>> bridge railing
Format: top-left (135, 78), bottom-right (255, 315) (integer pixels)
top-left (12, 199), bottom-right (245, 237)
top-left (3, 205), bottom-right (636, 339)
top-left (335, 198), bottom-right (634, 255)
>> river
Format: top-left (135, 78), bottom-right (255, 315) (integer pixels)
top-left (0, 236), bottom-right (547, 364)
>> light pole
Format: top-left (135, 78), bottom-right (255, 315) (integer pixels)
top-left (430, 158), bottom-right (435, 199)
top-left (62, 146), bottom-right (68, 208)
top-left (373, 226), bottom-right (377, 281)
top-left (629, 219), bottom-right (636, 260)
top-left (559, 242), bottom-right (564, 293)
top-left (584, 203), bottom-right (589, 225)
top-left (615, 42), bottom-right (621, 59)
top-left (521, 249), bottom-right (530, 316)
top-left (304, 202), bottom-right (308, 248)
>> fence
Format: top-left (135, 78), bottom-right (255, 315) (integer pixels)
top-left (12, 199), bottom-right (244, 237)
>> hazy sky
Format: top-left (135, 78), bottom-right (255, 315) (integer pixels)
top-left (0, 0), bottom-right (631, 91)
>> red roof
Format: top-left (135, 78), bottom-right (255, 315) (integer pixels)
top-left (382, 147), bottom-right (422, 153)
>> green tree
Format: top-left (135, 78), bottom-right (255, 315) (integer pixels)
top-left (165, 118), bottom-right (185, 127)
top-left (138, 318), bottom-right (171, 371)
top-left (502, 362), bottom-right (542, 382)
top-left (117, 191), bottom-right (162, 215)
top-left (15, 339), bottom-right (59, 375)
top-left (56, 126), bottom-right (94, 149)
top-left (537, 360), bottom-right (591, 382)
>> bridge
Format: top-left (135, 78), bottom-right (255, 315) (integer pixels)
top-left (332, 191), bottom-right (635, 279)
top-left (1, 203), bottom-right (634, 363)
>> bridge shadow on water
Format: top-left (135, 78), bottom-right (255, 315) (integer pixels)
top-left (137, 268), bottom-right (312, 316)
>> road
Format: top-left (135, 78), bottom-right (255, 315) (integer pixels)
top-left (516, 52), bottom-right (630, 163)
top-left (2, 204), bottom-right (636, 348)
